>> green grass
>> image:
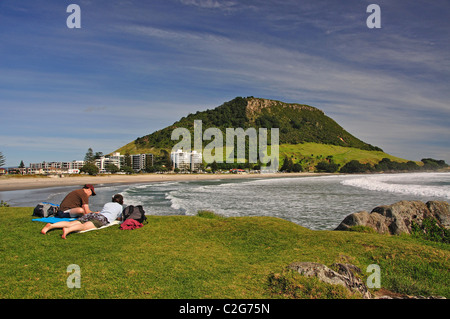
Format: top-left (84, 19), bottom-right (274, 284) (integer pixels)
top-left (279, 142), bottom-right (411, 168)
top-left (0, 207), bottom-right (448, 299)
top-left (113, 140), bottom-right (157, 156)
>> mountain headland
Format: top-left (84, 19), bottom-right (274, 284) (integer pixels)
top-left (118, 97), bottom-right (381, 152)
top-left (114, 97), bottom-right (423, 171)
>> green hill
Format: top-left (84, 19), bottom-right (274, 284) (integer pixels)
top-left (114, 97), bottom-right (413, 170)
top-left (126, 97), bottom-right (381, 151)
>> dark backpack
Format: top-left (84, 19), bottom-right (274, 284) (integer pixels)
top-left (33, 202), bottom-right (59, 217)
top-left (122, 205), bottom-right (147, 224)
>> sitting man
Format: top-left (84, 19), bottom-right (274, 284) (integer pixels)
top-left (57, 184), bottom-right (96, 218)
top-left (42, 194), bottom-right (124, 239)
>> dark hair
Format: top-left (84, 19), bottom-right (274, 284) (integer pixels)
top-left (112, 194), bottom-right (124, 205)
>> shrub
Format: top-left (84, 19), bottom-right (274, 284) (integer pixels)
top-left (315, 160), bottom-right (339, 173)
top-left (340, 160), bottom-right (372, 173)
top-left (411, 218), bottom-right (450, 243)
top-left (196, 210), bottom-right (223, 219)
top-left (0, 200), bottom-right (9, 207)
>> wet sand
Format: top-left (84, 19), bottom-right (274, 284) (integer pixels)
top-left (0, 172), bottom-right (325, 191)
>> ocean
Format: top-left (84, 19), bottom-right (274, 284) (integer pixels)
top-left (2, 172), bottom-right (449, 230)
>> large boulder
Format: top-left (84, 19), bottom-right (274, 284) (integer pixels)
top-left (371, 200), bottom-right (433, 235)
top-left (335, 200), bottom-right (449, 235)
top-left (335, 210), bottom-right (390, 234)
top-left (427, 201), bottom-right (450, 228)
top-left (288, 262), bottom-right (371, 299)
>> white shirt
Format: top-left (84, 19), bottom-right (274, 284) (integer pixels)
top-left (99, 202), bottom-right (123, 223)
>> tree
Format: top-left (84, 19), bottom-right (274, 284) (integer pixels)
top-left (121, 165), bottom-right (134, 174)
top-left (19, 160), bottom-right (25, 168)
top-left (292, 163), bottom-right (303, 172)
top-left (94, 152), bottom-right (104, 160)
top-left (105, 163), bottom-right (120, 174)
top-left (421, 158), bottom-right (448, 170)
top-left (210, 161), bottom-right (219, 173)
top-left (124, 153), bottom-right (132, 167)
top-left (159, 149), bottom-right (171, 168)
top-left (84, 148), bottom-right (95, 164)
top-left (0, 152), bottom-right (5, 167)
top-left (340, 160), bottom-right (372, 173)
top-left (80, 163), bottom-right (99, 175)
top-left (280, 155), bottom-right (293, 172)
top-left (316, 160), bottom-right (339, 173)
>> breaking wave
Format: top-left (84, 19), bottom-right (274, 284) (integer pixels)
top-left (340, 173), bottom-right (450, 199)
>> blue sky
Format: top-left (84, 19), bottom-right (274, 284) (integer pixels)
top-left (0, 0), bottom-right (449, 167)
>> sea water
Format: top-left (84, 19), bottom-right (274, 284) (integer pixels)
top-left (2, 172), bottom-right (449, 230)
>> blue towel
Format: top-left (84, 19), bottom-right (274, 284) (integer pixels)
top-left (32, 217), bottom-right (77, 223)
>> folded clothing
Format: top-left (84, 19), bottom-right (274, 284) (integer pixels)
top-left (120, 219), bottom-right (143, 230)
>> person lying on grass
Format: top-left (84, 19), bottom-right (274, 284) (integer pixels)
top-left (41, 194), bottom-right (124, 239)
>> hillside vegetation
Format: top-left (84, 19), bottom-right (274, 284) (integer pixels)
top-left (113, 97), bottom-right (449, 173)
top-left (279, 143), bottom-right (410, 172)
top-left (116, 97), bottom-right (382, 154)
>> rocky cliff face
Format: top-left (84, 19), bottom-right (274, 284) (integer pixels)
top-left (335, 200), bottom-right (450, 235)
top-left (245, 97), bottom-right (319, 119)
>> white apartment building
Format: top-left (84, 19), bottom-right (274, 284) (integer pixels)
top-left (171, 149), bottom-right (203, 171)
top-left (95, 157), bottom-right (121, 173)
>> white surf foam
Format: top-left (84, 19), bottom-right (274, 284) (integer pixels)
top-left (341, 173), bottom-right (450, 199)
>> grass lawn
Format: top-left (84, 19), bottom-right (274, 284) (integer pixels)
top-left (279, 143), bottom-right (411, 167)
top-left (0, 207), bottom-right (448, 299)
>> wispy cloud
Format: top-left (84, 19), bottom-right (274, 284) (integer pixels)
top-left (179, 0), bottom-right (238, 10)
top-left (1, 0), bottom-right (449, 166)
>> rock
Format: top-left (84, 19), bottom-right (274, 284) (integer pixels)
top-left (335, 210), bottom-right (390, 234)
top-left (287, 262), bottom-right (447, 300)
top-left (371, 200), bottom-right (432, 235)
top-left (427, 201), bottom-right (450, 228)
top-left (288, 262), bottom-right (372, 299)
top-left (335, 200), bottom-right (449, 235)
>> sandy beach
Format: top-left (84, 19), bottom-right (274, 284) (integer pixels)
top-left (0, 172), bottom-right (323, 192)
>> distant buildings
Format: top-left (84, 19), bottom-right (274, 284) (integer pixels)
top-left (28, 160), bottom-right (85, 175)
top-left (170, 149), bottom-right (203, 171)
top-left (131, 153), bottom-right (154, 172)
top-left (95, 152), bottom-right (123, 173)
top-left (24, 152), bottom-right (156, 175)
top-left (6, 150), bottom-right (203, 175)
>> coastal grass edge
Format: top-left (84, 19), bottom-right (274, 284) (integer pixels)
top-left (0, 207), bottom-right (448, 299)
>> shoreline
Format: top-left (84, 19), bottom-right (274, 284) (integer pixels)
top-left (0, 172), bottom-right (329, 192)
